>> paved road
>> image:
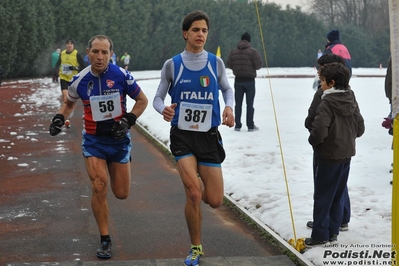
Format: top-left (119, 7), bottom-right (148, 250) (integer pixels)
top-left (0, 80), bottom-right (297, 265)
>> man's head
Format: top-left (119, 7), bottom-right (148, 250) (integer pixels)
top-left (241, 32), bottom-right (251, 43)
top-left (182, 10), bottom-right (210, 53)
top-left (86, 35), bottom-right (114, 75)
top-left (65, 38), bottom-right (75, 52)
top-left (326, 30), bottom-right (340, 43)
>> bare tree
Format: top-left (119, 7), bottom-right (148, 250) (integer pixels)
top-left (308, 0), bottom-right (389, 36)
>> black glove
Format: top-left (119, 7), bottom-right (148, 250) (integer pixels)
top-left (111, 113), bottom-right (137, 140)
top-left (49, 114), bottom-right (65, 136)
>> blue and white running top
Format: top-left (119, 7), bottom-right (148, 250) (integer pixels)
top-left (67, 63), bottom-right (141, 136)
top-left (169, 53), bottom-right (220, 131)
top-left (153, 50), bottom-right (234, 132)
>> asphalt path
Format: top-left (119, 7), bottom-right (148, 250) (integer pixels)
top-left (0, 80), bottom-right (296, 265)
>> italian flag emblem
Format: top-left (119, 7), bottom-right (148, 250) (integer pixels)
top-left (200, 76), bottom-right (210, 87)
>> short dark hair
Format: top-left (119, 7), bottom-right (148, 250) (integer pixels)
top-left (319, 62), bottom-right (350, 90)
top-left (87, 35), bottom-right (113, 52)
top-left (66, 38), bottom-right (75, 45)
top-left (317, 53), bottom-right (346, 66)
top-left (182, 10), bottom-right (210, 31)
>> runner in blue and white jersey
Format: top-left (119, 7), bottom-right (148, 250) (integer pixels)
top-left (49, 34), bottom-right (148, 259)
top-left (153, 10), bottom-right (234, 266)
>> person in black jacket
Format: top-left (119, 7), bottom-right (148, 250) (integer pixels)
top-left (323, 29), bottom-right (352, 77)
top-left (305, 63), bottom-right (364, 246)
top-left (226, 32), bottom-right (262, 132)
top-left (382, 56), bottom-right (393, 135)
top-left (381, 56), bottom-right (393, 183)
top-left (305, 53), bottom-right (353, 236)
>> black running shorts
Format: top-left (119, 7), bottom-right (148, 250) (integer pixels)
top-left (60, 79), bottom-right (69, 91)
top-left (169, 126), bottom-right (226, 165)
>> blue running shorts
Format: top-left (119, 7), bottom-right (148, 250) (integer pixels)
top-left (82, 134), bottom-right (131, 164)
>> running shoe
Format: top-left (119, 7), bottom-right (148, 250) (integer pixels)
top-left (184, 248), bottom-right (204, 266)
top-left (64, 119), bottom-right (71, 128)
top-left (97, 241), bottom-right (112, 259)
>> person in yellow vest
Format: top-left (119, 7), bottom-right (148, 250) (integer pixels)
top-left (54, 38), bottom-right (86, 128)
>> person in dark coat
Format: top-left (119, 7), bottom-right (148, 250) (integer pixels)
top-left (382, 56), bottom-right (393, 135)
top-left (385, 56), bottom-right (392, 105)
top-left (226, 32), bottom-right (262, 132)
top-left (324, 29), bottom-right (352, 77)
top-left (305, 63), bottom-right (364, 246)
top-left (305, 53), bottom-right (353, 234)
top-left (381, 56), bottom-right (393, 183)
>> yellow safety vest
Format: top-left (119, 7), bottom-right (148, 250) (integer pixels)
top-left (59, 49), bottom-right (79, 82)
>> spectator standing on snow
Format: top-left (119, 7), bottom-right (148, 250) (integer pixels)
top-left (317, 49), bottom-right (323, 59)
top-left (381, 56), bottom-right (393, 182)
top-left (305, 62), bottom-right (364, 246)
top-left (226, 32), bottom-right (262, 132)
top-left (305, 53), bottom-right (353, 233)
top-left (323, 29), bottom-right (352, 77)
top-left (382, 56), bottom-right (393, 136)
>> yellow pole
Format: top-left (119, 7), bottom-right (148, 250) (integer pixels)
top-left (390, 0), bottom-right (399, 263)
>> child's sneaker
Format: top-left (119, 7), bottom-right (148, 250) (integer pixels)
top-left (330, 234), bottom-right (338, 242)
top-left (340, 223), bottom-right (349, 231)
top-left (306, 221), bottom-right (313, 228)
top-left (184, 247), bottom-right (204, 266)
top-left (305, 237), bottom-right (328, 246)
